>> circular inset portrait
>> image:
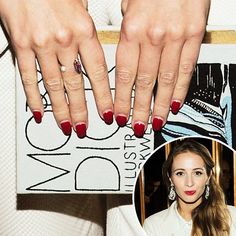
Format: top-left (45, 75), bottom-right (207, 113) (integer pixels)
top-left (134, 137), bottom-right (236, 236)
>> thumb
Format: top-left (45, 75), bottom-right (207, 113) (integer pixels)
top-left (81, 0), bottom-right (88, 10)
top-left (121, 0), bottom-right (128, 15)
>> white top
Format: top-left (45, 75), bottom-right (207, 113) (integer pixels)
top-left (143, 201), bottom-right (236, 236)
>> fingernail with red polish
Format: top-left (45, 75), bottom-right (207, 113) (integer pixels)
top-left (60, 121), bottom-right (72, 136)
top-left (103, 110), bottom-right (114, 125)
top-left (116, 114), bottom-right (127, 127)
top-left (33, 111), bottom-right (42, 124)
top-left (75, 123), bottom-right (86, 139)
top-left (134, 122), bottom-right (145, 138)
top-left (171, 100), bottom-right (181, 115)
top-left (152, 117), bottom-right (163, 132)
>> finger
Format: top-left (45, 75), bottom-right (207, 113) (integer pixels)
top-left (78, 35), bottom-right (114, 125)
top-left (57, 48), bottom-right (87, 139)
top-left (171, 38), bottom-right (202, 112)
top-left (81, 0), bottom-right (88, 9)
top-left (37, 51), bottom-right (72, 136)
top-left (114, 39), bottom-right (140, 127)
top-left (152, 41), bottom-right (184, 131)
top-left (132, 43), bottom-right (161, 137)
top-left (16, 49), bottom-right (44, 124)
top-left (121, 0), bottom-right (128, 15)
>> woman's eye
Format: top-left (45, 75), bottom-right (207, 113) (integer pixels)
top-left (176, 172), bottom-right (184, 176)
top-left (194, 171), bottom-right (203, 176)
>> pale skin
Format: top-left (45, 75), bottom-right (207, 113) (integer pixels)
top-left (170, 152), bottom-right (211, 221)
top-left (0, 0), bottom-right (211, 138)
top-left (115, 0), bottom-right (210, 137)
top-left (0, 0), bottom-right (113, 138)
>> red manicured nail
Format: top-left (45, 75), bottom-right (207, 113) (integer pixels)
top-left (103, 110), bottom-right (113, 125)
top-left (75, 123), bottom-right (86, 138)
top-left (152, 117), bottom-right (163, 132)
top-left (171, 100), bottom-right (181, 114)
top-left (116, 115), bottom-right (127, 127)
top-left (60, 121), bottom-right (72, 136)
top-left (133, 122), bottom-right (145, 138)
top-left (33, 111), bottom-right (42, 124)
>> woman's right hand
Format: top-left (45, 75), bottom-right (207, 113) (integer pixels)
top-left (0, 0), bottom-right (113, 138)
top-left (115, 0), bottom-right (210, 137)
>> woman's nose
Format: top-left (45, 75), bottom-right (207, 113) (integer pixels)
top-left (185, 175), bottom-right (194, 187)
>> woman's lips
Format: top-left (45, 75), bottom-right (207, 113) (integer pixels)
top-left (184, 190), bottom-right (196, 196)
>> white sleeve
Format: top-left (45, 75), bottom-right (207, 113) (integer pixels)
top-left (106, 195), bottom-right (146, 236)
top-left (143, 220), bottom-right (154, 236)
top-left (208, 0), bottom-right (236, 26)
top-left (88, 0), bottom-right (122, 28)
top-left (106, 0), bottom-right (122, 27)
top-left (143, 217), bottom-right (162, 236)
top-left (228, 206), bottom-right (236, 235)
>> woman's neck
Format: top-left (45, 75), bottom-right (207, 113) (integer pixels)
top-left (177, 198), bottom-right (202, 221)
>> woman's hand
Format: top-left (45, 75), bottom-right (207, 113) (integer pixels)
top-left (115, 0), bottom-right (210, 137)
top-left (0, 0), bottom-right (113, 138)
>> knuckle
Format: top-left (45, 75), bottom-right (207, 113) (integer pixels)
top-left (90, 64), bottom-right (108, 83)
top-left (53, 109), bottom-right (68, 118)
top-left (175, 81), bottom-right (190, 91)
top-left (157, 100), bottom-right (171, 111)
top-left (121, 16), bottom-right (141, 41)
top-left (187, 22), bottom-right (205, 38)
top-left (44, 78), bottom-right (63, 91)
top-left (76, 17), bottom-right (95, 39)
top-left (21, 73), bottom-right (38, 86)
top-left (116, 68), bottom-right (134, 84)
top-left (179, 62), bottom-right (194, 75)
top-left (147, 26), bottom-right (166, 45)
top-left (71, 109), bottom-right (87, 120)
top-left (55, 29), bottom-right (73, 47)
top-left (135, 74), bottom-right (154, 89)
top-left (134, 98), bottom-right (151, 113)
top-left (136, 105), bottom-right (150, 114)
top-left (168, 26), bottom-right (185, 41)
top-left (64, 76), bottom-right (83, 91)
top-left (12, 34), bottom-right (30, 50)
top-left (115, 93), bottom-right (131, 110)
top-left (33, 33), bottom-right (51, 48)
top-left (116, 96), bottom-right (129, 106)
top-left (158, 72), bottom-right (176, 87)
top-left (115, 99), bottom-right (130, 113)
top-left (96, 92), bottom-right (112, 108)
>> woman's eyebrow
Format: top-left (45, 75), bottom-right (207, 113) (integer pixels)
top-left (172, 167), bottom-right (205, 172)
top-left (193, 167), bottom-right (205, 171)
top-left (172, 168), bottom-right (185, 172)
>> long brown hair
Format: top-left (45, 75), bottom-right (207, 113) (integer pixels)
top-left (162, 139), bottom-right (231, 236)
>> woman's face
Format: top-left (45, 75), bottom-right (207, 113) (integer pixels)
top-left (171, 151), bottom-right (210, 205)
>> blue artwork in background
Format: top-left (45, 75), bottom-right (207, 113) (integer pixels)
top-left (155, 63), bottom-right (236, 149)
